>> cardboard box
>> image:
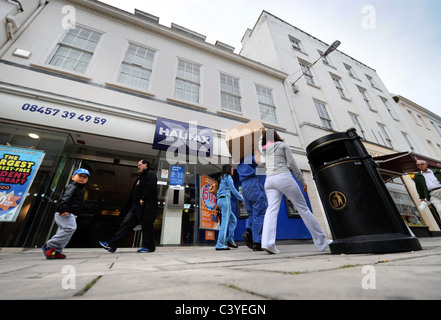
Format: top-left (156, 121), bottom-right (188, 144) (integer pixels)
top-left (226, 120), bottom-right (264, 162)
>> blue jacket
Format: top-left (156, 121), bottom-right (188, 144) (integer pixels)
top-left (237, 154), bottom-right (257, 181)
top-left (217, 174), bottom-right (244, 202)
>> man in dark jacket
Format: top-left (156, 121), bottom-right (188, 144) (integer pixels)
top-left (100, 159), bottom-right (158, 253)
top-left (414, 160), bottom-right (441, 219)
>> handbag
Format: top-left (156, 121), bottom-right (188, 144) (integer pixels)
top-left (208, 181), bottom-right (219, 195)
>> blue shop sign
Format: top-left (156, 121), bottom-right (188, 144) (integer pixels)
top-left (170, 165), bottom-right (185, 186)
top-left (153, 117), bottom-right (213, 157)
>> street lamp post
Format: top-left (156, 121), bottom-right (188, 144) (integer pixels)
top-left (291, 40), bottom-right (341, 93)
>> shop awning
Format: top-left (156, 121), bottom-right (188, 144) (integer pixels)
top-left (373, 151), bottom-right (441, 181)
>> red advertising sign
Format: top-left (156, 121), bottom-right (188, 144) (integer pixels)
top-left (200, 175), bottom-right (219, 230)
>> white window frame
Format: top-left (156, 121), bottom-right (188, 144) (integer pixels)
top-left (299, 61), bottom-right (315, 85)
top-left (378, 123), bottom-right (393, 148)
top-left (407, 109), bottom-right (420, 126)
top-left (48, 26), bottom-right (102, 74)
top-left (366, 74), bottom-right (378, 89)
top-left (402, 132), bottom-right (415, 152)
top-left (256, 85), bottom-right (278, 124)
top-left (380, 97), bottom-right (399, 120)
top-left (332, 76), bottom-right (347, 99)
top-left (344, 63), bottom-right (357, 79)
top-left (319, 50), bottom-right (333, 67)
top-left (289, 36), bottom-right (302, 51)
top-left (349, 113), bottom-right (366, 138)
top-left (117, 43), bottom-right (156, 91)
top-left (314, 100), bottom-right (333, 130)
top-left (358, 87), bottom-right (377, 111)
top-left (220, 73), bottom-right (242, 113)
top-left (174, 59), bottom-right (201, 104)
top-left (417, 114), bottom-right (430, 130)
top-left (430, 120), bottom-right (441, 137)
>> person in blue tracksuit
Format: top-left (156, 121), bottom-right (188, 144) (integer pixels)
top-left (215, 164), bottom-right (244, 251)
top-left (237, 153), bottom-right (267, 251)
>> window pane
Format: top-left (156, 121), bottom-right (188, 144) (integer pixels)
top-left (50, 27), bottom-right (101, 74)
top-left (256, 85), bottom-right (277, 124)
top-left (117, 44), bottom-right (156, 90)
top-left (175, 60), bottom-right (200, 103)
top-left (220, 73), bottom-right (242, 112)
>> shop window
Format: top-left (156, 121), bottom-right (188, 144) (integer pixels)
top-left (388, 187), bottom-right (425, 226)
top-left (0, 122), bottom-right (70, 247)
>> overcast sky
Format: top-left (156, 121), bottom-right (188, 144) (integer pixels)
top-left (99, 0), bottom-right (441, 116)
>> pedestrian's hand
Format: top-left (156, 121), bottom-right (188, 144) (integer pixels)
top-left (302, 184), bottom-right (308, 193)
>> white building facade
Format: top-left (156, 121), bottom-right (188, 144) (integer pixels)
top-left (0, 0), bottom-right (315, 247)
top-left (1, 2), bottom-right (440, 248)
top-left (393, 95), bottom-right (441, 159)
top-left (240, 11), bottom-right (441, 236)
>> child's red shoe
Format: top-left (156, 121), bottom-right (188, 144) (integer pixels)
top-left (53, 251), bottom-right (66, 259)
top-left (42, 245), bottom-right (66, 259)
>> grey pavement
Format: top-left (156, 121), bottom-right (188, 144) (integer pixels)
top-left (1, 238), bottom-right (440, 301)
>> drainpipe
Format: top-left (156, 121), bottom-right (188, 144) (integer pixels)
top-left (0, 0), bottom-right (49, 59)
top-left (282, 79), bottom-right (306, 149)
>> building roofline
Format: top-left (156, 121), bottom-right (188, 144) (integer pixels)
top-left (393, 94), bottom-right (440, 120)
top-left (247, 10), bottom-right (377, 72)
top-left (63, 0), bottom-right (288, 80)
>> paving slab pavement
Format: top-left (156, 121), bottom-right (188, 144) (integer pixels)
top-left (1, 238), bottom-right (440, 301)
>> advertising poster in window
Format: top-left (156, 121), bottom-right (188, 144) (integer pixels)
top-left (200, 175), bottom-right (219, 230)
top-left (0, 146), bottom-right (45, 222)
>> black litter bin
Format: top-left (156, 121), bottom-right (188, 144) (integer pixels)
top-left (306, 129), bottom-right (422, 254)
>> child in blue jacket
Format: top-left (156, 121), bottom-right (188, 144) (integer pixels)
top-left (215, 164), bottom-right (244, 250)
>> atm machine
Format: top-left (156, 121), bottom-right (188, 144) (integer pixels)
top-left (160, 185), bottom-right (185, 246)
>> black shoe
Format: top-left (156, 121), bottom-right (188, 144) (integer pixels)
top-left (227, 242), bottom-right (238, 248)
top-left (242, 229), bottom-right (253, 249)
top-left (253, 243), bottom-right (263, 251)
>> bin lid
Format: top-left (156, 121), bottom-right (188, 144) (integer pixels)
top-left (306, 130), bottom-right (354, 155)
top-left (374, 151), bottom-right (441, 181)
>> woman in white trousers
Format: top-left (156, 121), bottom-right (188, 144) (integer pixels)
top-left (261, 129), bottom-right (330, 254)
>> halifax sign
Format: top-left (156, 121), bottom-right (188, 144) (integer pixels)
top-left (153, 117), bottom-right (213, 159)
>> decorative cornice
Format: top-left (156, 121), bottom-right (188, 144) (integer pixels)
top-left (61, 0), bottom-right (288, 79)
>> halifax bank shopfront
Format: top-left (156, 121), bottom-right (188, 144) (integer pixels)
top-left (0, 89), bottom-right (312, 249)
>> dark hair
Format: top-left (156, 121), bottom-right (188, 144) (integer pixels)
top-left (139, 159), bottom-right (151, 168)
top-left (262, 129), bottom-right (284, 146)
top-left (217, 164), bottom-right (233, 182)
